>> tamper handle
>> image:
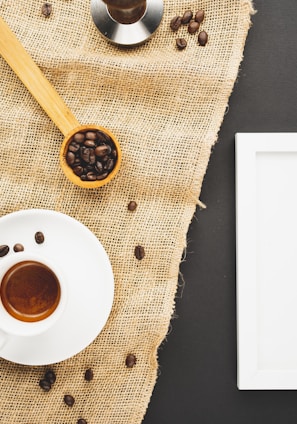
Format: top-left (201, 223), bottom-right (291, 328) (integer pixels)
top-left (102, 0), bottom-right (146, 24)
top-left (0, 16), bottom-right (80, 136)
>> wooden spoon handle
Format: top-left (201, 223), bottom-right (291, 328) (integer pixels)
top-left (0, 16), bottom-right (80, 136)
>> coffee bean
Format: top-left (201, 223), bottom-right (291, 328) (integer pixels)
top-left (85, 131), bottom-right (97, 140)
top-left (41, 3), bottom-right (52, 18)
top-left (73, 132), bottom-right (85, 143)
top-left (39, 379), bottom-right (51, 392)
top-left (128, 201), bottom-right (137, 211)
top-left (188, 21), bottom-right (200, 34)
top-left (86, 172), bottom-right (97, 181)
top-left (176, 38), bottom-right (187, 50)
top-left (34, 232), bottom-right (44, 244)
top-left (198, 30), bottom-right (208, 46)
top-left (44, 369), bottom-right (56, 384)
top-left (80, 147), bottom-right (91, 163)
top-left (66, 151), bottom-right (76, 166)
top-left (96, 131), bottom-right (110, 143)
top-left (84, 139), bottom-right (96, 148)
top-left (170, 16), bottom-right (182, 31)
top-left (13, 243), bottom-right (24, 252)
top-left (64, 394), bottom-right (75, 407)
top-left (105, 158), bottom-right (114, 171)
top-left (73, 166), bottom-right (84, 176)
top-left (84, 368), bottom-right (94, 381)
top-left (125, 354), bottom-right (137, 368)
top-left (195, 9), bottom-right (205, 23)
top-left (181, 10), bottom-right (193, 24)
top-left (95, 161), bottom-right (103, 173)
top-left (0, 245), bottom-right (9, 257)
top-left (95, 144), bottom-right (111, 157)
top-left (68, 142), bottom-right (80, 153)
top-left (96, 172), bottom-right (108, 180)
top-left (77, 419), bottom-right (88, 424)
top-left (134, 245), bottom-right (145, 260)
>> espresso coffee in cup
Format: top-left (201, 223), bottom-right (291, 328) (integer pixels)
top-left (0, 251), bottom-right (66, 350)
top-left (0, 260), bottom-right (61, 322)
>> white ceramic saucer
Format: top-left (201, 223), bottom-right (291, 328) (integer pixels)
top-left (0, 209), bottom-right (114, 365)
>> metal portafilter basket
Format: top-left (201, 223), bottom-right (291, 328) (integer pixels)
top-left (91, 0), bottom-right (164, 46)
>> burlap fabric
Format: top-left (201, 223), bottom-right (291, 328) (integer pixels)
top-left (0, 0), bottom-right (253, 422)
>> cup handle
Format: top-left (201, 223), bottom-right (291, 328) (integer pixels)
top-left (0, 329), bottom-right (8, 351)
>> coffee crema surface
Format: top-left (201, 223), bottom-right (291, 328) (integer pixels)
top-left (0, 260), bottom-right (60, 322)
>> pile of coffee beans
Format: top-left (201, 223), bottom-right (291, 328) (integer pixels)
top-left (39, 369), bottom-right (56, 392)
top-left (170, 8), bottom-right (208, 49)
top-left (38, 368), bottom-right (91, 423)
top-left (65, 129), bottom-right (117, 182)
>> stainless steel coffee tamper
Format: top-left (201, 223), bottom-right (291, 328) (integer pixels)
top-left (91, 0), bottom-right (163, 46)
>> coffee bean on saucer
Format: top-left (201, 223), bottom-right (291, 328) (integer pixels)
top-left (39, 379), bottom-right (51, 392)
top-left (128, 201), bottom-right (137, 211)
top-left (125, 353), bottom-right (137, 368)
top-left (176, 38), bottom-right (187, 50)
top-left (44, 369), bottom-right (56, 385)
top-left (64, 394), bottom-right (75, 407)
top-left (134, 245), bottom-right (145, 260)
top-left (13, 243), bottom-right (24, 252)
top-left (84, 368), bottom-right (94, 381)
top-left (41, 3), bottom-right (52, 18)
top-left (0, 245), bottom-right (9, 257)
top-left (77, 419), bottom-right (88, 424)
top-left (35, 231), bottom-right (45, 244)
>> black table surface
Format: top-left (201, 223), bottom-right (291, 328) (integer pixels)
top-left (143, 1), bottom-right (297, 423)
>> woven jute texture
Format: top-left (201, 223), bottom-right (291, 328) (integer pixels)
top-left (0, 0), bottom-right (253, 422)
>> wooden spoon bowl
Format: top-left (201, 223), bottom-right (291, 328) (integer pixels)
top-left (60, 124), bottom-right (121, 188)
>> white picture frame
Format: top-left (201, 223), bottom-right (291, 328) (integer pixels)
top-left (236, 132), bottom-right (297, 390)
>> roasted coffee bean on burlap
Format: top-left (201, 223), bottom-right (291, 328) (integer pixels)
top-left (128, 201), bottom-right (137, 211)
top-left (198, 30), bottom-right (208, 46)
top-left (39, 379), bottom-right (51, 392)
top-left (41, 3), bottom-right (52, 17)
top-left (66, 130), bottom-right (117, 182)
top-left (0, 245), bottom-right (9, 257)
top-left (176, 38), bottom-right (187, 50)
top-left (195, 9), bottom-right (205, 23)
top-left (188, 21), bottom-right (200, 34)
top-left (44, 370), bottom-right (56, 385)
top-left (170, 16), bottom-right (182, 31)
top-left (181, 10), bottom-right (193, 24)
top-left (125, 354), bottom-right (137, 368)
top-left (84, 368), bottom-right (94, 381)
top-left (77, 419), bottom-right (88, 424)
top-left (134, 245), bottom-right (145, 260)
top-left (64, 394), bottom-right (75, 407)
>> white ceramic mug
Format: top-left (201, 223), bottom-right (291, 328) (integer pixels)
top-left (0, 251), bottom-right (67, 350)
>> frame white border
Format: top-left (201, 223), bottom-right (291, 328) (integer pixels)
top-left (236, 132), bottom-right (297, 390)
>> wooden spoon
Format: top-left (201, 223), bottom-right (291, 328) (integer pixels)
top-left (0, 16), bottom-right (121, 188)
